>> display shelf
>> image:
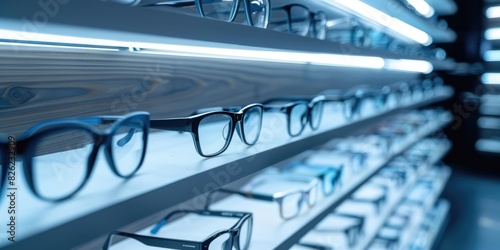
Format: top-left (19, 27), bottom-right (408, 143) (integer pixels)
top-left (392, 170), bottom-right (451, 250)
top-left (400, 199), bottom-right (451, 250)
top-left (0, 88), bottom-right (453, 250)
top-left (353, 148), bottom-right (451, 250)
top-left (422, 200), bottom-right (451, 250)
top-left (207, 118), bottom-right (452, 250)
top-left (0, 0), bottom-right (427, 60)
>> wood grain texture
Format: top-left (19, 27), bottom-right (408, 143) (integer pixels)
top-left (0, 46), bottom-right (418, 135)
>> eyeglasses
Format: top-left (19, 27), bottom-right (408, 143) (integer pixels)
top-left (269, 4), bottom-right (327, 40)
top-left (305, 149), bottom-right (367, 173)
top-left (206, 176), bottom-right (320, 220)
top-left (325, 17), bottom-right (372, 47)
top-left (310, 213), bottom-right (365, 248)
top-left (372, 227), bottom-right (401, 250)
top-left (264, 95), bottom-right (326, 132)
top-left (7, 112), bottom-right (149, 201)
top-left (151, 103), bottom-right (263, 157)
top-left (282, 162), bottom-right (342, 196)
top-left (104, 210), bottom-right (252, 250)
top-left (350, 184), bottom-right (388, 214)
top-left (143, 0), bottom-right (270, 28)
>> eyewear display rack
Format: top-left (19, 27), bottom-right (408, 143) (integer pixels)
top-left (354, 149), bottom-right (452, 250)
top-left (0, 0), bottom-right (457, 249)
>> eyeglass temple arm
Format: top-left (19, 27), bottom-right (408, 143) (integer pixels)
top-left (141, 0), bottom-right (196, 8)
top-left (151, 209), bottom-right (248, 235)
top-left (204, 188), bottom-right (274, 210)
top-left (151, 210), bottom-right (196, 234)
top-left (22, 116), bottom-right (124, 137)
top-left (319, 213), bottom-right (365, 232)
top-left (104, 231), bottom-right (202, 250)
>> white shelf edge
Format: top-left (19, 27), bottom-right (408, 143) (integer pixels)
top-left (397, 168), bottom-right (452, 250)
top-left (423, 199), bottom-right (451, 250)
top-left (353, 146), bottom-right (452, 250)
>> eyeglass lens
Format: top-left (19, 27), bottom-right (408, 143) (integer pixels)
top-left (290, 5), bottom-right (310, 36)
top-left (200, 0), bottom-right (236, 22)
top-left (111, 120), bottom-right (146, 177)
top-left (209, 232), bottom-right (232, 250)
top-left (31, 129), bottom-right (93, 200)
top-left (242, 106), bottom-right (263, 144)
top-left (198, 114), bottom-right (232, 156)
top-left (289, 103), bottom-right (308, 136)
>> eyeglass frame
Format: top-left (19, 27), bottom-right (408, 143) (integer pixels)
top-left (263, 95), bottom-right (326, 131)
top-left (313, 213), bottom-right (365, 247)
top-left (151, 103), bottom-right (264, 157)
top-left (270, 3), bottom-right (328, 39)
top-left (103, 210), bottom-right (252, 250)
top-left (282, 162), bottom-right (343, 196)
top-left (7, 111), bottom-right (150, 202)
top-left (205, 178), bottom-right (319, 220)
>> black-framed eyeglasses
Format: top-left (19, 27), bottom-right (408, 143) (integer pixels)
top-left (269, 4), bottom-right (327, 40)
top-left (305, 149), bottom-right (367, 174)
top-left (372, 226), bottom-right (401, 250)
top-left (206, 175), bottom-right (320, 220)
top-left (282, 162), bottom-right (343, 196)
top-left (142, 0), bottom-right (270, 28)
top-left (264, 95), bottom-right (326, 132)
top-left (350, 184), bottom-right (388, 214)
top-left (103, 210), bottom-right (252, 250)
top-left (313, 213), bottom-right (365, 247)
top-left (151, 103), bottom-right (263, 157)
top-left (7, 112), bottom-right (149, 202)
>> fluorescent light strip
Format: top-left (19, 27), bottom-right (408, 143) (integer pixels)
top-left (483, 50), bottom-right (500, 61)
top-left (325, 0), bottom-right (432, 45)
top-left (0, 29), bottom-right (432, 72)
top-left (138, 49), bottom-right (385, 69)
top-left (482, 73), bottom-right (500, 85)
top-left (0, 41), bottom-right (120, 51)
top-left (384, 59), bottom-right (433, 73)
top-left (406, 0), bottom-right (435, 18)
top-left (485, 28), bottom-right (500, 40)
top-left (477, 117), bottom-right (500, 129)
top-left (476, 139), bottom-right (500, 154)
top-left (486, 6), bottom-right (500, 19)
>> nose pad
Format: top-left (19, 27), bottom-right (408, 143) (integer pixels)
top-left (297, 194), bottom-right (306, 211)
top-left (235, 122), bottom-right (243, 140)
top-left (222, 123), bottom-right (230, 140)
top-left (116, 128), bottom-right (136, 147)
top-left (222, 238), bottom-right (231, 250)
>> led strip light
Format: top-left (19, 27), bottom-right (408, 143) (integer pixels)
top-left (0, 29), bottom-right (433, 73)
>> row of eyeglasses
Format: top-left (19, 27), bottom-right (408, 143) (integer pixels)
top-left (102, 118), bottom-right (450, 250)
top-left (0, 80), bottom-right (445, 202)
top-left (294, 164), bottom-right (449, 250)
top-left (367, 167), bottom-right (449, 250)
top-left (105, 0), bottom-right (448, 53)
